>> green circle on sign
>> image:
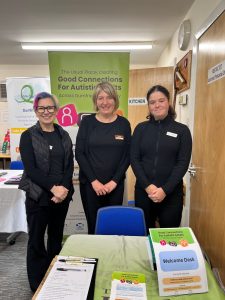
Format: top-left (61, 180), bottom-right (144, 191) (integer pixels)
top-left (21, 85), bottom-right (34, 102)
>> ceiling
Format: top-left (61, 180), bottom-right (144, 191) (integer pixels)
top-left (0, 0), bottom-right (195, 66)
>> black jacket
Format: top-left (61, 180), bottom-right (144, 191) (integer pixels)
top-left (131, 115), bottom-right (192, 195)
top-left (19, 121), bottom-right (74, 202)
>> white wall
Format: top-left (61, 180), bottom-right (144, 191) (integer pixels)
top-left (0, 65), bottom-right (49, 80)
top-left (157, 0), bottom-right (222, 68)
top-left (157, 0), bottom-right (222, 124)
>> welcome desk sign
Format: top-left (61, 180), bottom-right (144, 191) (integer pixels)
top-left (149, 227), bottom-right (208, 296)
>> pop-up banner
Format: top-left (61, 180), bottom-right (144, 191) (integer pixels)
top-left (6, 77), bottom-right (50, 161)
top-left (48, 51), bottom-right (130, 123)
top-left (48, 51), bottom-right (130, 234)
top-left (149, 227), bottom-right (208, 297)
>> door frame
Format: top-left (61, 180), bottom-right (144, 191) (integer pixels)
top-left (185, 1), bottom-right (225, 226)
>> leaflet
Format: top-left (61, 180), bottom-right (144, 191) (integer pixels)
top-left (149, 227), bottom-right (208, 296)
top-left (109, 271), bottom-right (147, 300)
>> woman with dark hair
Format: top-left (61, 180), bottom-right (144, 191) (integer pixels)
top-left (19, 92), bottom-right (74, 292)
top-left (75, 82), bottom-right (131, 234)
top-left (131, 85), bottom-right (192, 229)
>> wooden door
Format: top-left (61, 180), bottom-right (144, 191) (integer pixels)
top-left (127, 67), bottom-right (173, 200)
top-left (190, 11), bottom-right (225, 284)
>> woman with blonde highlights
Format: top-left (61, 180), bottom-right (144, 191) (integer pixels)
top-left (75, 82), bottom-right (131, 234)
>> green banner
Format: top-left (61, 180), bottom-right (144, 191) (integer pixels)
top-left (48, 52), bottom-right (130, 127)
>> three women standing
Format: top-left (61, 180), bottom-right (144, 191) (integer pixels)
top-left (19, 83), bottom-right (191, 293)
top-left (131, 85), bottom-right (192, 229)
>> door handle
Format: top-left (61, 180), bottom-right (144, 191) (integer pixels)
top-left (188, 164), bottom-right (197, 177)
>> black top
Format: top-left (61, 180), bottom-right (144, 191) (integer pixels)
top-left (130, 115), bottom-right (192, 195)
top-left (20, 128), bottom-right (73, 191)
top-left (75, 114), bottom-right (131, 184)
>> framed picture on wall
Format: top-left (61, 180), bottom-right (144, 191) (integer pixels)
top-left (174, 50), bottom-right (192, 94)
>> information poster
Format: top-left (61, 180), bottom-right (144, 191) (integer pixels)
top-left (49, 52), bottom-right (130, 234)
top-left (6, 77), bottom-right (50, 161)
top-left (48, 51), bottom-right (130, 123)
top-left (149, 227), bottom-right (208, 296)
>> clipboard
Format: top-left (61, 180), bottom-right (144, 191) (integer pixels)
top-left (87, 258), bottom-right (98, 300)
top-left (58, 256), bottom-right (98, 300)
top-left (33, 256), bottom-right (98, 300)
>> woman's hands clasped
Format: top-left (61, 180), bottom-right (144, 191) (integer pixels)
top-left (145, 184), bottom-right (166, 203)
top-left (91, 179), bottom-right (117, 196)
top-left (50, 185), bottom-right (69, 203)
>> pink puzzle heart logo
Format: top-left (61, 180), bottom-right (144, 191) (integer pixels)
top-left (160, 240), bottom-right (167, 246)
top-left (56, 104), bottom-right (78, 126)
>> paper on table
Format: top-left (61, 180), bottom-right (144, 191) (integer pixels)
top-left (110, 272), bottom-right (147, 300)
top-left (110, 280), bottom-right (147, 300)
top-left (36, 260), bottom-right (95, 300)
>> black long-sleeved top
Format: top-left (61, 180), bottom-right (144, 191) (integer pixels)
top-left (20, 123), bottom-right (74, 192)
top-left (131, 115), bottom-right (192, 195)
top-left (75, 114), bottom-right (131, 184)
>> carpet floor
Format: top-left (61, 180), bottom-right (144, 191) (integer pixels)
top-left (0, 232), bottom-right (33, 300)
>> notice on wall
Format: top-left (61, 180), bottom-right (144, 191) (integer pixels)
top-left (208, 60), bottom-right (225, 84)
top-left (128, 97), bottom-right (147, 105)
top-left (149, 227), bottom-right (208, 297)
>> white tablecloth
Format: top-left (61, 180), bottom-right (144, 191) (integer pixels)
top-left (0, 170), bottom-right (27, 233)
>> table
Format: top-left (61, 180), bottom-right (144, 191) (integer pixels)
top-left (0, 170), bottom-right (27, 243)
top-left (0, 153), bottom-right (11, 169)
top-left (59, 234), bottom-right (225, 300)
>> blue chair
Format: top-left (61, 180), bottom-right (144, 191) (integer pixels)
top-left (95, 206), bottom-right (147, 236)
top-left (10, 160), bottom-right (24, 170)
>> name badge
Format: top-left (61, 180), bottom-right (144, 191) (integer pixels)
top-left (115, 135), bottom-right (124, 140)
top-left (166, 131), bottom-right (177, 138)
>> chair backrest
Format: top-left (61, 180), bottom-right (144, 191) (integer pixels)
top-left (95, 206), bottom-right (147, 236)
top-left (10, 160), bottom-right (24, 170)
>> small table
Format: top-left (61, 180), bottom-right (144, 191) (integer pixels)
top-left (58, 234), bottom-right (225, 300)
top-left (0, 153), bottom-right (11, 169)
top-left (0, 170), bottom-right (27, 243)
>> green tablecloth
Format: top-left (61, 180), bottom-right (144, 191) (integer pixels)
top-left (60, 234), bottom-right (225, 300)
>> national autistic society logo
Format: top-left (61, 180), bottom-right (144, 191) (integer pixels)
top-left (56, 104), bottom-right (78, 126)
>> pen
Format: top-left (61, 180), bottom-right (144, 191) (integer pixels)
top-left (58, 258), bottom-right (96, 263)
top-left (65, 256), bottom-right (96, 261)
top-left (59, 261), bottom-right (95, 266)
top-left (57, 267), bottom-right (86, 272)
